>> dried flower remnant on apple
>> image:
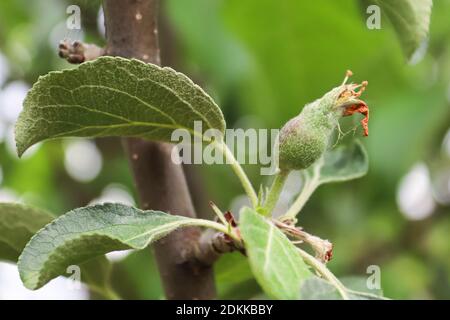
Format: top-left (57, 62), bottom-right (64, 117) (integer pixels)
top-left (278, 70), bottom-right (370, 171)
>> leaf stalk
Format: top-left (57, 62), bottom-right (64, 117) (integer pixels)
top-left (215, 140), bottom-right (258, 208)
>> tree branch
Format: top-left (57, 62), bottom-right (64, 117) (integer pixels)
top-left (195, 228), bottom-right (240, 266)
top-left (102, 0), bottom-right (217, 299)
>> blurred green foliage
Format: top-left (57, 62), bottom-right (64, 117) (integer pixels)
top-left (0, 0), bottom-right (449, 299)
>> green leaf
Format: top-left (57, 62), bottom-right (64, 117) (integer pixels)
top-left (375, 0), bottom-right (433, 60)
top-left (279, 140), bottom-right (368, 221)
top-left (18, 203), bottom-right (225, 290)
top-left (0, 203), bottom-right (113, 296)
top-left (299, 276), bottom-right (387, 300)
top-left (0, 203), bottom-right (53, 262)
top-left (341, 276), bottom-right (384, 297)
top-left (239, 207), bottom-right (312, 299)
top-left (299, 277), bottom-right (342, 300)
top-left (317, 140), bottom-right (368, 185)
top-left (214, 252), bottom-right (262, 299)
top-left (15, 56), bottom-right (226, 156)
top-left (215, 252), bottom-right (254, 285)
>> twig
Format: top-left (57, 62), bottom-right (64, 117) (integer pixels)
top-left (58, 40), bottom-right (105, 64)
top-left (195, 228), bottom-right (243, 266)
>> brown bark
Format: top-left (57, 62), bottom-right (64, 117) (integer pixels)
top-left (102, 0), bottom-right (216, 300)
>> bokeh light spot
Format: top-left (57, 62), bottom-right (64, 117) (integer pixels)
top-left (64, 140), bottom-right (103, 183)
